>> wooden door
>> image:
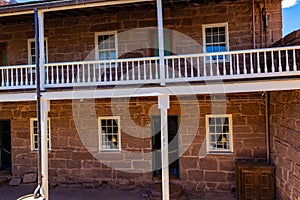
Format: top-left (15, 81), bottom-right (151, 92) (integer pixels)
top-left (0, 43), bottom-right (6, 66)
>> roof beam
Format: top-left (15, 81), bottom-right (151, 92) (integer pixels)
top-left (0, 0), bottom-right (154, 17)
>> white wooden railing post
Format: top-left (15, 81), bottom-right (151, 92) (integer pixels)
top-left (158, 95), bottom-right (170, 200)
top-left (156, 0), bottom-right (166, 86)
top-left (38, 11), bottom-right (45, 90)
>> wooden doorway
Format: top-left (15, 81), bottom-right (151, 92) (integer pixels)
top-left (151, 115), bottom-right (179, 179)
top-left (0, 43), bottom-right (7, 66)
top-left (0, 121), bottom-right (11, 172)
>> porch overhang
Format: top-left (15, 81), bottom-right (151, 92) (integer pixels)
top-left (0, 78), bottom-right (299, 102)
top-left (0, 0), bottom-right (155, 17)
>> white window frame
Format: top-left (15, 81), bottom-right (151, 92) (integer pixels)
top-left (30, 118), bottom-right (51, 151)
top-left (95, 31), bottom-right (118, 61)
top-left (98, 116), bottom-right (121, 151)
top-left (206, 114), bottom-right (233, 154)
top-left (202, 23), bottom-right (229, 62)
top-left (27, 38), bottom-right (48, 65)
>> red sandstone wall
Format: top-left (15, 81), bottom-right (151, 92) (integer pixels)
top-left (270, 90), bottom-right (300, 200)
top-left (0, 92), bottom-right (267, 191)
top-left (0, 0), bottom-right (282, 66)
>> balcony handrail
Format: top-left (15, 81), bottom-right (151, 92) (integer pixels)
top-left (0, 45), bottom-right (299, 69)
top-left (44, 57), bottom-right (160, 67)
top-left (0, 64), bottom-right (35, 70)
top-left (0, 45), bottom-right (299, 90)
top-left (164, 45), bottom-right (300, 59)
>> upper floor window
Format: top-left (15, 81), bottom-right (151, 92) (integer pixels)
top-left (95, 32), bottom-right (117, 60)
top-left (30, 118), bottom-right (51, 151)
top-left (98, 116), bottom-right (121, 151)
top-left (206, 114), bottom-right (233, 153)
top-left (202, 23), bottom-right (229, 61)
top-left (27, 38), bottom-right (48, 65)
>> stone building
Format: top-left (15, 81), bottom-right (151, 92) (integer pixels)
top-left (0, 0), bottom-right (299, 199)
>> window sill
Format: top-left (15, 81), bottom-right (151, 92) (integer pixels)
top-left (207, 152), bottom-right (233, 156)
top-left (99, 149), bottom-right (121, 152)
top-left (30, 150), bottom-right (51, 153)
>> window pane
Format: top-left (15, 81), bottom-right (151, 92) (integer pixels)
top-left (206, 45), bottom-right (213, 53)
top-left (209, 117), bottom-right (215, 125)
top-left (219, 27), bottom-right (225, 33)
top-left (206, 35), bottom-right (212, 43)
top-left (98, 34), bottom-right (116, 61)
top-left (207, 115), bottom-right (231, 152)
top-left (209, 126), bottom-right (215, 133)
top-left (204, 25), bottom-right (227, 54)
top-left (220, 45), bottom-right (227, 52)
top-left (219, 35), bottom-right (225, 42)
top-left (100, 118), bottom-right (120, 150)
top-left (110, 51), bottom-right (116, 60)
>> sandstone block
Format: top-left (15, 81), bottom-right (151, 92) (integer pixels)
top-left (9, 177), bottom-right (22, 186)
top-left (23, 172), bottom-right (37, 184)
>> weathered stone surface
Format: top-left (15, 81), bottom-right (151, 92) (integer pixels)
top-left (205, 172), bottom-right (226, 182)
top-left (9, 178), bottom-right (22, 186)
top-left (270, 90), bottom-right (300, 200)
top-left (23, 172), bottom-right (37, 184)
top-left (187, 170), bottom-right (204, 181)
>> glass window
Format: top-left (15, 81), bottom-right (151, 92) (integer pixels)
top-left (30, 118), bottom-right (51, 151)
top-left (96, 33), bottom-right (117, 60)
top-left (203, 23), bottom-right (229, 61)
top-left (98, 117), bottom-right (120, 151)
top-left (28, 39), bottom-right (48, 65)
top-left (206, 114), bottom-right (233, 153)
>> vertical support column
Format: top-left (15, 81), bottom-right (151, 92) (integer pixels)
top-left (158, 95), bottom-right (170, 200)
top-left (41, 98), bottom-right (50, 200)
top-left (38, 11), bottom-right (45, 90)
top-left (156, 0), bottom-right (166, 86)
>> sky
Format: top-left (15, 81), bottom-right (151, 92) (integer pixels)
top-left (282, 0), bottom-right (300, 36)
top-left (4, 0), bottom-right (300, 37)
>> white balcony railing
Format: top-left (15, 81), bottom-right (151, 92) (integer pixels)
top-left (0, 46), bottom-right (300, 90)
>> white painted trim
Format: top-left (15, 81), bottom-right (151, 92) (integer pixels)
top-left (98, 116), bottom-right (121, 152)
top-left (0, 79), bottom-right (299, 102)
top-left (0, 93), bottom-right (36, 102)
top-left (38, 11), bottom-right (46, 91)
top-left (205, 114), bottom-right (233, 154)
top-left (95, 31), bottom-right (118, 61)
top-left (156, 0), bottom-right (165, 86)
top-left (158, 95), bottom-right (170, 200)
top-left (40, 79), bottom-right (300, 100)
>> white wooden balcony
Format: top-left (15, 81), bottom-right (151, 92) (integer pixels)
top-left (1, 46), bottom-right (300, 91)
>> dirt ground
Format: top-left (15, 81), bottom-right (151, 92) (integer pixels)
top-left (0, 183), bottom-right (236, 200)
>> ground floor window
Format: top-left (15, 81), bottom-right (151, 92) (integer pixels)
top-left (98, 116), bottom-right (120, 151)
top-left (206, 114), bottom-right (233, 153)
top-left (30, 118), bottom-right (51, 151)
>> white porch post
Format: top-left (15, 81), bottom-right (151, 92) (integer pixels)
top-left (38, 11), bottom-right (45, 90)
top-left (158, 95), bottom-right (170, 200)
top-left (41, 98), bottom-right (50, 200)
top-left (156, 0), bottom-right (166, 86)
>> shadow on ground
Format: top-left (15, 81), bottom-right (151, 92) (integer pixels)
top-left (0, 183), bottom-right (236, 200)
